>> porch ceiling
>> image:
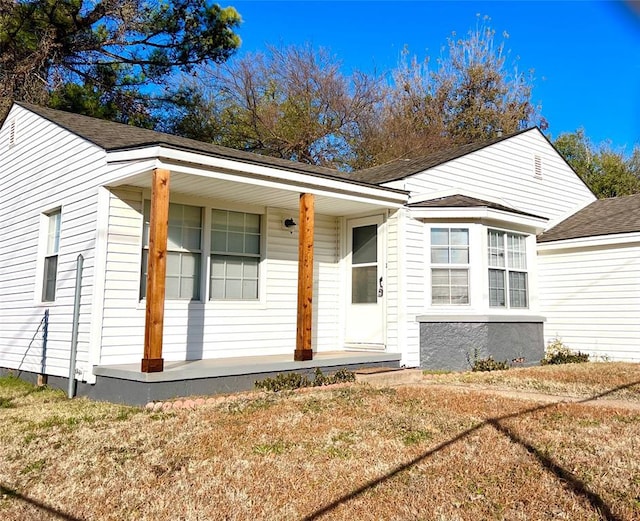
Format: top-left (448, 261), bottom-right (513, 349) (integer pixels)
top-left (108, 163), bottom-right (406, 217)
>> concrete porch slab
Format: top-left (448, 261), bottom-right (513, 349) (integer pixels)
top-left (94, 351), bottom-right (402, 382)
top-left (87, 350), bottom-right (402, 406)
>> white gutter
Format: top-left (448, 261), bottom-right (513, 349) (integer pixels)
top-left (408, 207), bottom-right (548, 232)
top-left (537, 232), bottom-right (640, 252)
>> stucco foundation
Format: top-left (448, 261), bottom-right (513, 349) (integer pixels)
top-left (419, 317), bottom-right (544, 371)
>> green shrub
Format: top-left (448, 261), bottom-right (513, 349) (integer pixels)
top-left (541, 338), bottom-right (589, 365)
top-left (255, 368), bottom-right (355, 392)
top-left (466, 348), bottom-right (509, 372)
top-left (471, 356), bottom-right (510, 372)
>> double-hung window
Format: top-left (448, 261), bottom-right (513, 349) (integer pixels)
top-left (42, 210), bottom-right (61, 302)
top-left (141, 201), bottom-right (202, 300)
top-left (488, 230), bottom-right (528, 308)
top-left (430, 228), bottom-right (469, 305)
top-left (210, 209), bottom-right (261, 300)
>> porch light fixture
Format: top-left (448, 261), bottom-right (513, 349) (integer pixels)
top-left (283, 217), bottom-right (297, 232)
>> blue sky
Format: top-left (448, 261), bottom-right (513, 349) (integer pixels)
top-left (229, 1), bottom-right (640, 152)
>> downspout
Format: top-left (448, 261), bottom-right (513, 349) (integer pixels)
top-left (68, 254), bottom-right (83, 399)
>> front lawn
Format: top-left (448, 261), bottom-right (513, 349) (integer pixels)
top-left (1, 364), bottom-right (639, 520)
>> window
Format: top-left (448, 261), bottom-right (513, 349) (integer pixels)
top-left (141, 201), bottom-right (202, 300)
top-left (430, 228), bottom-right (469, 305)
top-left (488, 230), bottom-right (528, 308)
top-left (210, 209), bottom-right (261, 300)
top-left (351, 224), bottom-right (378, 304)
top-left (42, 210), bottom-right (61, 302)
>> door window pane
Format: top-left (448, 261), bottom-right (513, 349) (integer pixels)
top-left (352, 225), bottom-right (377, 265)
top-left (352, 265), bottom-right (377, 303)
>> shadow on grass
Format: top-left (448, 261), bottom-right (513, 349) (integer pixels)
top-left (302, 380), bottom-right (640, 521)
top-left (0, 484), bottom-right (84, 521)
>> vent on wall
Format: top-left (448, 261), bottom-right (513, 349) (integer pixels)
top-left (533, 155), bottom-right (542, 179)
top-left (9, 118), bottom-right (16, 148)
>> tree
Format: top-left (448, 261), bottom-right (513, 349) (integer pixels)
top-left (554, 130), bottom-right (640, 198)
top-left (349, 50), bottom-right (452, 169)
top-left (168, 44), bottom-right (382, 169)
top-left (435, 20), bottom-right (545, 143)
top-left (0, 0), bottom-right (241, 123)
top-left (354, 17), bottom-right (546, 168)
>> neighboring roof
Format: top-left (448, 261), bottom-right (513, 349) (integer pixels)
top-left (409, 194), bottom-right (545, 219)
top-left (13, 102), bottom-right (390, 190)
top-left (346, 128), bottom-right (534, 185)
top-left (538, 194), bottom-right (640, 243)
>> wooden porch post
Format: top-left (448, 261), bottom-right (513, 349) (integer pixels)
top-left (295, 193), bottom-right (314, 361)
top-left (141, 168), bottom-right (170, 373)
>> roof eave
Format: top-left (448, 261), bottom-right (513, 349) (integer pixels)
top-left (537, 231), bottom-right (640, 250)
top-left (106, 145), bottom-right (409, 207)
top-left (409, 206), bottom-right (548, 232)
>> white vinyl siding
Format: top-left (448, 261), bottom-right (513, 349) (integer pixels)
top-left (538, 240), bottom-right (640, 362)
top-left (101, 192), bottom-right (342, 365)
top-left (399, 213), bottom-right (426, 366)
top-left (0, 105), bottom-right (108, 381)
top-left (382, 129), bottom-right (595, 223)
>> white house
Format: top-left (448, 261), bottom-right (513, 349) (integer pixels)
top-left (1, 102), bottom-right (633, 404)
top-left (538, 194), bottom-right (640, 362)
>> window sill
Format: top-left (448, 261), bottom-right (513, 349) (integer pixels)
top-left (416, 313), bottom-right (546, 323)
top-left (137, 299), bottom-right (268, 311)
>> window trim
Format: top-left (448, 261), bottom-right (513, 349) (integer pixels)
top-left (429, 227), bottom-right (470, 306)
top-left (139, 199), bottom-right (264, 303)
top-left (40, 208), bottom-right (61, 303)
top-left (210, 209), bottom-right (262, 301)
top-left (487, 229), bottom-right (529, 309)
top-left (140, 201), bottom-right (203, 301)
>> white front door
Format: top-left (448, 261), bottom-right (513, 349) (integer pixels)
top-left (345, 215), bottom-right (385, 349)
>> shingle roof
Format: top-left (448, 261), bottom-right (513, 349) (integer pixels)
top-left (347, 128), bottom-right (534, 185)
top-left (538, 194), bottom-right (640, 242)
top-left (409, 194), bottom-right (545, 219)
top-left (14, 102), bottom-right (382, 188)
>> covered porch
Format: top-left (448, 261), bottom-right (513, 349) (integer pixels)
top-left (86, 143), bottom-right (408, 398)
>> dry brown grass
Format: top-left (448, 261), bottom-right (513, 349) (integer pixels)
top-left (1, 365), bottom-right (639, 520)
top-left (424, 362), bottom-right (640, 402)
